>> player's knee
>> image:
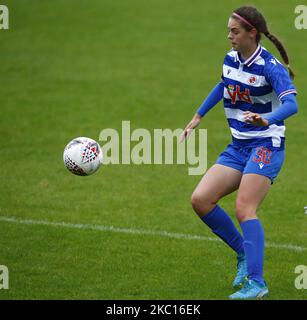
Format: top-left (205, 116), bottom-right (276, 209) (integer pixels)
top-left (235, 197), bottom-right (255, 222)
top-left (191, 192), bottom-right (215, 216)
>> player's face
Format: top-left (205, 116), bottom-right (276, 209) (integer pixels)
top-left (227, 18), bottom-right (256, 52)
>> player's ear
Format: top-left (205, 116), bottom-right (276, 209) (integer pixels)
top-left (250, 28), bottom-right (258, 39)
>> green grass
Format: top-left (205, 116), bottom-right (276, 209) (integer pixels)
top-left (1, 0), bottom-right (307, 299)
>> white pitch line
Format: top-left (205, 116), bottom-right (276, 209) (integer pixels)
top-left (0, 216), bottom-right (305, 252)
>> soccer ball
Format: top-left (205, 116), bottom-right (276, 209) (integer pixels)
top-left (63, 137), bottom-right (103, 176)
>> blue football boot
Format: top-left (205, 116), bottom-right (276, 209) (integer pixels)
top-left (232, 252), bottom-right (248, 288)
top-left (229, 279), bottom-right (269, 300)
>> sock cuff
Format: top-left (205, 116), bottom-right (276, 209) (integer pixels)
top-left (200, 205), bottom-right (220, 223)
top-left (240, 218), bottom-right (265, 241)
top-left (240, 218), bottom-right (261, 229)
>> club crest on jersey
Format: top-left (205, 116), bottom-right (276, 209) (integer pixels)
top-left (249, 76), bottom-right (257, 84)
top-left (227, 84), bottom-right (251, 104)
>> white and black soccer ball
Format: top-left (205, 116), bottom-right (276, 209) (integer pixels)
top-left (63, 137), bottom-right (103, 176)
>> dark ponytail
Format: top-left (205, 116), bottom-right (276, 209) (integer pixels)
top-left (263, 31), bottom-right (295, 79)
top-left (232, 6), bottom-right (295, 79)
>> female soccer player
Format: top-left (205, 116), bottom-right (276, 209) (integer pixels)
top-left (180, 6), bottom-right (298, 299)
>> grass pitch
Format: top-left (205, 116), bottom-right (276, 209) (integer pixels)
top-left (1, 0), bottom-right (307, 299)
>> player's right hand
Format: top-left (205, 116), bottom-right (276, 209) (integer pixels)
top-left (179, 114), bottom-right (202, 143)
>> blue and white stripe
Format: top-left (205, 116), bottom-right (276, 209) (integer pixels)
top-left (222, 45), bottom-right (297, 148)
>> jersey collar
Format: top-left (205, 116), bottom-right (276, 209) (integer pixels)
top-left (234, 44), bottom-right (262, 67)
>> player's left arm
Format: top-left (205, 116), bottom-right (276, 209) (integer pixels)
top-left (244, 59), bottom-right (298, 127)
top-left (244, 94), bottom-right (298, 126)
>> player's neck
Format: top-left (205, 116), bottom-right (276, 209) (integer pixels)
top-left (239, 43), bottom-right (258, 62)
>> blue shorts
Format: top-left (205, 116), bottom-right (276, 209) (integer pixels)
top-left (216, 144), bottom-right (285, 183)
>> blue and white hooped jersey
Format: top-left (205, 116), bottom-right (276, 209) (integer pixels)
top-left (221, 44), bottom-right (297, 149)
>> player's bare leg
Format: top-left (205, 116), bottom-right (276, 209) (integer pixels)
top-left (235, 173), bottom-right (271, 222)
top-left (191, 164), bottom-right (242, 216)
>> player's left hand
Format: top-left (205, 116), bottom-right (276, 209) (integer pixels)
top-left (243, 111), bottom-right (269, 127)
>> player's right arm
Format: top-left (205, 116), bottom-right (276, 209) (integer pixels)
top-left (180, 81), bottom-right (224, 143)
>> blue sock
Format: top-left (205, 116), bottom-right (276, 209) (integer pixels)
top-left (201, 205), bottom-right (244, 254)
top-left (240, 219), bottom-right (265, 284)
